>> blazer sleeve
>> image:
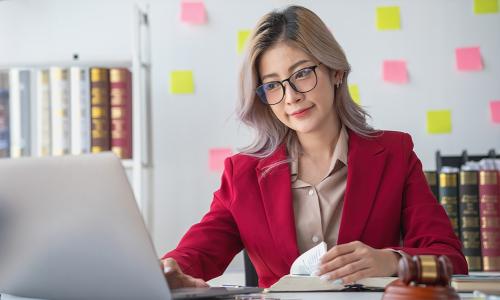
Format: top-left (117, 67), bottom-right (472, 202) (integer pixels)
top-left (391, 133), bottom-right (468, 274)
top-left (162, 157), bottom-right (244, 280)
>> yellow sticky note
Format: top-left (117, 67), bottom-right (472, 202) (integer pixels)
top-left (427, 110), bottom-right (452, 134)
top-left (237, 30), bottom-right (251, 54)
top-left (348, 84), bottom-right (361, 105)
top-left (376, 6), bottom-right (401, 30)
top-left (474, 0), bottom-right (499, 14)
top-left (170, 70), bottom-right (194, 94)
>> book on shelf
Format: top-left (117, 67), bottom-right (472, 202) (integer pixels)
top-left (70, 67), bottom-right (91, 155)
top-left (424, 170), bottom-right (439, 201)
top-left (9, 69), bottom-right (31, 158)
top-left (36, 69), bottom-right (52, 157)
top-left (460, 166), bottom-right (482, 271)
top-left (0, 71), bottom-right (9, 158)
top-left (90, 67), bottom-right (111, 154)
top-left (266, 242), bottom-right (397, 292)
top-left (50, 67), bottom-right (71, 156)
top-left (439, 167), bottom-right (460, 237)
top-left (479, 168), bottom-right (500, 272)
top-left (110, 68), bottom-right (132, 159)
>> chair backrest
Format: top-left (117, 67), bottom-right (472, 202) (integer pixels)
top-left (243, 250), bottom-right (259, 287)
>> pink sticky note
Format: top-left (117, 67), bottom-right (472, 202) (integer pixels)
top-left (490, 100), bottom-right (500, 123)
top-left (383, 60), bottom-right (408, 84)
top-left (209, 148), bottom-right (232, 172)
top-left (180, 1), bottom-right (206, 24)
top-left (455, 47), bottom-right (483, 71)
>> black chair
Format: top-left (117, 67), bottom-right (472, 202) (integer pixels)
top-left (243, 250), bottom-right (259, 287)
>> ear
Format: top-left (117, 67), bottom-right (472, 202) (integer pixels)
top-left (334, 71), bottom-right (344, 86)
top-left (329, 70), bottom-right (344, 86)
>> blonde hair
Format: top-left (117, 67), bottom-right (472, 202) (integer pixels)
top-left (237, 5), bottom-right (377, 161)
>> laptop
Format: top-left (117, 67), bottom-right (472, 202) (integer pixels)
top-left (0, 153), bottom-right (261, 300)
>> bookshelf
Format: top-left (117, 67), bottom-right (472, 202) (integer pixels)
top-left (428, 150), bottom-right (500, 273)
top-left (0, 4), bottom-right (152, 228)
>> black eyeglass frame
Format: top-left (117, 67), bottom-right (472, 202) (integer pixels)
top-left (256, 63), bottom-right (322, 105)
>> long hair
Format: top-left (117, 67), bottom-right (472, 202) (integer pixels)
top-left (237, 5), bottom-right (377, 163)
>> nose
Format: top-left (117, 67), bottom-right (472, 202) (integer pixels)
top-left (282, 81), bottom-right (302, 104)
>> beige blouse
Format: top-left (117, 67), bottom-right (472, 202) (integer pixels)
top-left (290, 126), bottom-right (349, 254)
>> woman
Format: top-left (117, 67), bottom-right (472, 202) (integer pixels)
top-left (162, 5), bottom-right (467, 288)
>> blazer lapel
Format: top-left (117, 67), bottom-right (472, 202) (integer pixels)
top-left (338, 130), bottom-right (388, 244)
top-left (256, 145), bottom-right (300, 268)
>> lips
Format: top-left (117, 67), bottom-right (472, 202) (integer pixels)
top-left (290, 106), bottom-right (313, 116)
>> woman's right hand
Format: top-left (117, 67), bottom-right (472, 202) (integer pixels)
top-left (162, 258), bottom-right (209, 289)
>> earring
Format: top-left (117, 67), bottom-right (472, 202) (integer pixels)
top-left (337, 78), bottom-right (343, 88)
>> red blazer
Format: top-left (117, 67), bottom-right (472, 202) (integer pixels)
top-left (164, 130), bottom-right (468, 287)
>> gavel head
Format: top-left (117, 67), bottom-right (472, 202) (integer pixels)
top-left (398, 254), bottom-right (453, 286)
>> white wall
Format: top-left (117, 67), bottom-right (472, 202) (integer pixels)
top-left (1, 0), bottom-right (499, 273)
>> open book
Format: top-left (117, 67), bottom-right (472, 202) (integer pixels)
top-left (266, 242), bottom-right (398, 292)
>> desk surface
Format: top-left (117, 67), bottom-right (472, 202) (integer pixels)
top-left (0, 292), bottom-right (477, 300)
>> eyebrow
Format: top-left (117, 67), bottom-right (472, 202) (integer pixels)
top-left (260, 59), bottom-right (312, 82)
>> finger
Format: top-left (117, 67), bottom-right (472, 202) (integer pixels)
top-left (320, 241), bottom-right (360, 264)
top-left (339, 268), bottom-right (374, 285)
top-left (192, 278), bottom-right (210, 288)
top-left (321, 259), bottom-right (369, 282)
top-left (162, 258), bottom-right (181, 273)
top-left (317, 251), bottom-right (360, 275)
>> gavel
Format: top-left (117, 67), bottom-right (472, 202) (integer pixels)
top-left (383, 254), bottom-right (459, 300)
top-left (398, 254), bottom-right (453, 286)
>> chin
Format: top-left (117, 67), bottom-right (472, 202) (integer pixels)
top-left (289, 123), bottom-right (318, 134)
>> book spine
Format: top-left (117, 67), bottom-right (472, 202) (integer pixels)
top-left (479, 170), bottom-right (500, 271)
top-left (0, 71), bottom-right (9, 158)
top-left (50, 67), bottom-right (71, 156)
top-left (110, 68), bottom-right (132, 159)
top-left (439, 171), bottom-right (460, 237)
top-left (36, 70), bottom-right (51, 156)
top-left (459, 170), bottom-right (482, 271)
top-left (424, 171), bottom-right (439, 201)
top-left (8, 70), bottom-right (30, 157)
top-left (19, 70), bottom-right (31, 156)
top-left (90, 68), bottom-right (110, 153)
top-left (79, 68), bottom-right (91, 154)
top-left (70, 67), bottom-right (91, 155)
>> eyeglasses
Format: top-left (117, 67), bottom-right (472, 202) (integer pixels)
top-left (256, 64), bottom-right (321, 105)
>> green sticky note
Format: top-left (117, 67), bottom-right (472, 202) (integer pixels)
top-left (237, 30), bottom-right (251, 54)
top-left (427, 110), bottom-right (452, 134)
top-left (348, 84), bottom-right (361, 105)
top-left (170, 71), bottom-right (194, 94)
top-left (474, 0), bottom-right (499, 14)
top-left (376, 6), bottom-right (401, 30)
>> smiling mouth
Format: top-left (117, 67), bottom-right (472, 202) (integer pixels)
top-left (290, 106), bottom-right (313, 116)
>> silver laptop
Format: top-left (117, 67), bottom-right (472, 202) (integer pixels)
top-left (0, 153), bottom-right (260, 300)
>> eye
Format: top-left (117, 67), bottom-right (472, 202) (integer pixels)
top-left (263, 82), bottom-right (281, 92)
top-left (294, 67), bottom-right (313, 80)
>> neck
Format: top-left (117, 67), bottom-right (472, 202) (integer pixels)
top-left (297, 114), bottom-right (341, 161)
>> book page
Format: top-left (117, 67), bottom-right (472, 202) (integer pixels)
top-left (290, 242), bottom-right (327, 275)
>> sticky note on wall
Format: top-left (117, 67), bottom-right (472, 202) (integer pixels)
top-left (455, 47), bottom-right (483, 71)
top-left (170, 71), bottom-right (194, 94)
top-left (348, 84), bottom-right (361, 104)
top-left (490, 100), bottom-right (500, 123)
top-left (180, 1), bottom-right (207, 24)
top-left (427, 110), bottom-right (452, 134)
top-left (382, 60), bottom-right (408, 83)
top-left (209, 148), bottom-right (232, 172)
top-left (237, 30), bottom-right (251, 54)
top-left (376, 6), bottom-right (401, 30)
top-left (474, 0), bottom-right (499, 14)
